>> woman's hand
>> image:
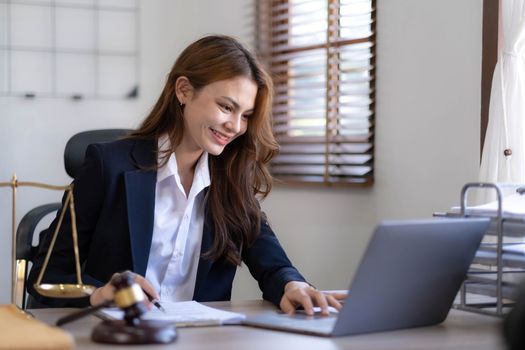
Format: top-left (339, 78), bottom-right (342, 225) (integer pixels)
top-left (279, 281), bottom-right (347, 316)
top-left (89, 271), bottom-right (160, 308)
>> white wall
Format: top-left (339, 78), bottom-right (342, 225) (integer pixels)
top-left (0, 0), bottom-right (254, 303)
top-left (0, 0), bottom-right (483, 303)
top-left (0, 0), bottom-right (169, 303)
top-left (234, 0), bottom-right (483, 298)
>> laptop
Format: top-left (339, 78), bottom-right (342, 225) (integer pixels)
top-left (242, 218), bottom-right (490, 336)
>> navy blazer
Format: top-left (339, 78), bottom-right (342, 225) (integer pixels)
top-left (28, 138), bottom-right (305, 308)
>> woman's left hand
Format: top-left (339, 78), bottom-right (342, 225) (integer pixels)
top-left (279, 281), bottom-right (347, 316)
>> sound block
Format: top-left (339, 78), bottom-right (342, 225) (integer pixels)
top-left (91, 319), bottom-right (177, 344)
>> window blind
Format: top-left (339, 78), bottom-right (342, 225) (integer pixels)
top-left (256, 0), bottom-right (376, 186)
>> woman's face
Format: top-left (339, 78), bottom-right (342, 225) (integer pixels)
top-left (180, 76), bottom-right (257, 156)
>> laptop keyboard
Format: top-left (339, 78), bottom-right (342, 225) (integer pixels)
top-left (243, 310), bottom-right (338, 335)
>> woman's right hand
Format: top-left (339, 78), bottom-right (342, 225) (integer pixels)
top-left (89, 272), bottom-right (160, 308)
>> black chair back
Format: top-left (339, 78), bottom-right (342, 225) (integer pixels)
top-left (64, 129), bottom-right (132, 178)
top-left (16, 128), bottom-right (132, 309)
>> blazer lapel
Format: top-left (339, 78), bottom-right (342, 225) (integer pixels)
top-left (193, 197), bottom-right (214, 299)
top-left (123, 141), bottom-right (216, 297)
top-left (124, 139), bottom-right (157, 276)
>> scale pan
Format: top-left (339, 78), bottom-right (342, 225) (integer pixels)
top-left (34, 284), bottom-right (96, 298)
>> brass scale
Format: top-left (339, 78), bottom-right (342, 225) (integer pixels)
top-left (1, 175), bottom-right (176, 344)
top-left (1, 174), bottom-right (95, 301)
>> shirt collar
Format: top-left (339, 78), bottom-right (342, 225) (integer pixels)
top-left (156, 135), bottom-right (210, 191)
top-left (192, 152), bottom-right (210, 195)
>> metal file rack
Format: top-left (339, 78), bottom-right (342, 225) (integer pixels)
top-left (434, 182), bottom-right (525, 317)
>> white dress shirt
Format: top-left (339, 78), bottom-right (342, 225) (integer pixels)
top-left (145, 137), bottom-right (210, 302)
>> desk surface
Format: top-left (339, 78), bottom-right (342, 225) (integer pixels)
top-left (32, 300), bottom-right (505, 350)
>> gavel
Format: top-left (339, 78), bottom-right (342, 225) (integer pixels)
top-left (111, 271), bottom-right (149, 326)
top-left (56, 271), bottom-right (177, 344)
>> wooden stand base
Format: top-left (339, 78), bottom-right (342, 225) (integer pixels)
top-left (91, 319), bottom-right (177, 344)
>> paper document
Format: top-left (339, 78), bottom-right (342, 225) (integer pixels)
top-left (503, 243), bottom-right (525, 255)
top-left (480, 243), bottom-right (525, 255)
top-left (99, 301), bottom-right (245, 327)
top-left (450, 193), bottom-right (525, 219)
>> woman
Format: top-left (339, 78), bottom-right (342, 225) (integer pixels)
top-left (28, 35), bottom-right (343, 315)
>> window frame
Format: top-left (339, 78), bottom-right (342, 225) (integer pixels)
top-left (480, 0), bottom-right (499, 156)
top-left (256, 0), bottom-right (377, 187)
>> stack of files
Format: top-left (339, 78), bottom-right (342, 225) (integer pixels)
top-left (479, 243), bottom-right (525, 255)
top-left (465, 268), bottom-right (523, 300)
top-left (464, 282), bottom-right (518, 301)
top-left (450, 192), bottom-right (525, 220)
top-left (483, 221), bottom-right (525, 237)
top-left (474, 244), bottom-right (525, 268)
top-left (467, 243), bottom-right (525, 301)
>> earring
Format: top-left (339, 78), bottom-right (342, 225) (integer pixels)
top-left (179, 101), bottom-right (184, 107)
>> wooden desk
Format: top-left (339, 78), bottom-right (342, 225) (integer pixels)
top-left (32, 300), bottom-right (505, 350)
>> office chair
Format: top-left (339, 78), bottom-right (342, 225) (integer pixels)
top-left (15, 129), bottom-right (132, 309)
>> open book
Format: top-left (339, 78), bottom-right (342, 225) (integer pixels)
top-left (98, 301), bottom-right (245, 327)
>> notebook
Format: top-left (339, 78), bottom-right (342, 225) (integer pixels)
top-left (242, 218), bottom-right (490, 337)
top-left (99, 300), bottom-right (245, 327)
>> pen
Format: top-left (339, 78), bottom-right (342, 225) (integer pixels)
top-left (143, 290), bottom-right (166, 313)
top-left (151, 299), bottom-right (166, 313)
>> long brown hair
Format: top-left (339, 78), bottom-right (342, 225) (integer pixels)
top-left (129, 35), bottom-right (278, 265)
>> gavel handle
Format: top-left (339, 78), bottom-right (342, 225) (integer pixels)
top-left (56, 300), bottom-right (113, 326)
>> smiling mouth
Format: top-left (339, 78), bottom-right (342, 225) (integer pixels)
top-left (210, 128), bottom-right (232, 144)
